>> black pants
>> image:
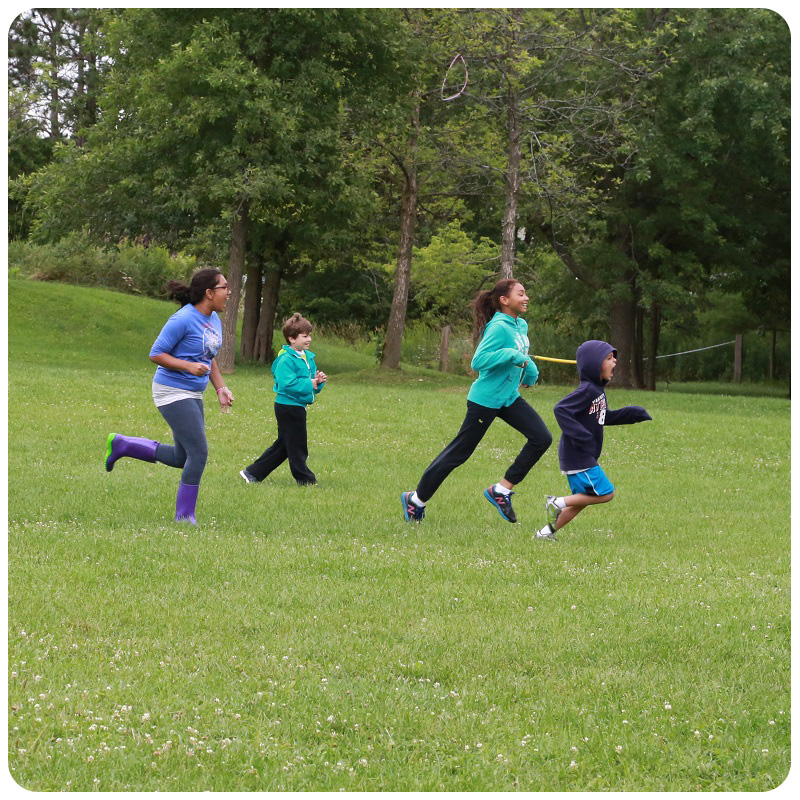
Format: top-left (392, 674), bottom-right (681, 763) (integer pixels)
top-left (247, 403), bottom-right (316, 485)
top-left (416, 396), bottom-right (552, 503)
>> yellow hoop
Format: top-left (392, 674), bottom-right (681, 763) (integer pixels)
top-left (533, 355), bottom-right (577, 364)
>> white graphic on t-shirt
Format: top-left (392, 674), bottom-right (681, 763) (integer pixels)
top-left (203, 325), bottom-right (221, 358)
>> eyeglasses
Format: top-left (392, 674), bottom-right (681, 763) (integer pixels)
top-left (211, 285), bottom-right (231, 292)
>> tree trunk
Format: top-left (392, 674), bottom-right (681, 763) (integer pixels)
top-left (217, 201), bottom-right (248, 374)
top-left (645, 302), bottom-right (661, 391)
top-left (48, 18), bottom-right (61, 140)
top-left (733, 333), bottom-right (743, 383)
top-left (769, 329), bottom-right (776, 381)
top-left (254, 265), bottom-right (282, 364)
top-left (500, 92), bottom-right (522, 279)
top-left (381, 95), bottom-right (420, 370)
top-left (240, 256), bottom-right (263, 361)
top-left (500, 10), bottom-right (523, 279)
top-left (608, 291), bottom-right (639, 389)
top-left (633, 303), bottom-right (645, 388)
top-left (439, 324), bottom-right (451, 372)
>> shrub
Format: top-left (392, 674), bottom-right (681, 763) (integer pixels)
top-left (8, 234), bottom-right (197, 299)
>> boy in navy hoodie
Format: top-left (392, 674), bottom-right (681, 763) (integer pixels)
top-left (534, 340), bottom-right (651, 540)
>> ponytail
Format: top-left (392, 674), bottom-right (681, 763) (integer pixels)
top-left (472, 278), bottom-right (519, 344)
top-left (165, 268), bottom-right (223, 307)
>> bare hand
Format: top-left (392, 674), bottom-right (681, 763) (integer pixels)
top-left (217, 386), bottom-right (233, 414)
top-left (186, 361), bottom-right (211, 377)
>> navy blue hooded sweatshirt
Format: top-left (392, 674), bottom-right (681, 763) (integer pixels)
top-left (553, 340), bottom-right (652, 472)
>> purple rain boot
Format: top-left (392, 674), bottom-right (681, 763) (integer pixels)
top-left (105, 433), bottom-right (159, 472)
top-left (175, 483), bottom-right (200, 525)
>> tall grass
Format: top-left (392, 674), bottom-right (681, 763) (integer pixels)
top-left (8, 282), bottom-right (790, 791)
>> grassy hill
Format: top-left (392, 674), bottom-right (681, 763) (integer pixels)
top-left (8, 280), bottom-right (790, 791)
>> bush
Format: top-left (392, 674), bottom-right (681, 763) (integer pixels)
top-left (8, 234), bottom-right (197, 299)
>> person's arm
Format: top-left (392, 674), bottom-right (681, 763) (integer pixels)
top-left (520, 359), bottom-right (539, 388)
top-left (149, 315), bottom-right (210, 376)
top-left (471, 323), bottom-right (528, 372)
top-left (208, 358), bottom-right (233, 413)
top-left (149, 352), bottom-right (210, 377)
top-left (312, 370), bottom-right (327, 393)
top-left (553, 387), bottom-right (595, 447)
top-left (604, 405), bottom-right (652, 426)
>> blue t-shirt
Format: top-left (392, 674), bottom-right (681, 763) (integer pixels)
top-left (149, 304), bottom-right (223, 391)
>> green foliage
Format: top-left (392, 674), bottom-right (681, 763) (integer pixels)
top-left (8, 235), bottom-right (197, 299)
top-left (411, 221), bottom-right (500, 324)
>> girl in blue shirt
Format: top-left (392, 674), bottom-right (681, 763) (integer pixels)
top-left (104, 268), bottom-right (234, 524)
top-left (402, 278), bottom-right (552, 524)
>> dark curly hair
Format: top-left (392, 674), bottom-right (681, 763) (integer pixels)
top-left (165, 268), bottom-right (223, 307)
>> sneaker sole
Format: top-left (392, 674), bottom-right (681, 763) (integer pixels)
top-left (401, 492), bottom-right (412, 522)
top-left (484, 488), bottom-right (516, 523)
top-left (546, 497), bottom-right (560, 526)
top-left (105, 433), bottom-right (117, 472)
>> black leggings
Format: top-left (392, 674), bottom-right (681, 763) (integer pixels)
top-left (416, 396), bottom-right (552, 503)
top-left (247, 403), bottom-right (316, 485)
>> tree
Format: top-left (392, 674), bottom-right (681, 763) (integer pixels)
top-left (25, 8), bottom-right (409, 370)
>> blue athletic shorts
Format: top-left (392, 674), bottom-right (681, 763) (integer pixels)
top-left (566, 465), bottom-right (614, 497)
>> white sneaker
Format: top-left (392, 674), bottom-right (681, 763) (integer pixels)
top-left (534, 525), bottom-right (557, 541)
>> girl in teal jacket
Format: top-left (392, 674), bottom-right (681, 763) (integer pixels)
top-left (402, 278), bottom-right (552, 523)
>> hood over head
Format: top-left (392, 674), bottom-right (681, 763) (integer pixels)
top-left (576, 340), bottom-right (617, 385)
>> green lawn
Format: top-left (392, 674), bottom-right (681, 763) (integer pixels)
top-left (8, 281), bottom-right (790, 791)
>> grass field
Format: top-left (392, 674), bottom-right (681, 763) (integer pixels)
top-left (7, 281), bottom-right (791, 791)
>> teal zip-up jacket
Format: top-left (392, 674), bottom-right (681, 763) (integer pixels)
top-left (467, 311), bottom-right (539, 408)
top-left (272, 344), bottom-right (325, 407)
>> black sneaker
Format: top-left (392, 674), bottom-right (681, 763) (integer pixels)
top-left (239, 469), bottom-right (258, 484)
top-left (484, 485), bottom-right (517, 523)
top-left (401, 491), bottom-right (426, 522)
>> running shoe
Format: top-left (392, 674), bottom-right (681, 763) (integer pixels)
top-left (484, 485), bottom-right (517, 523)
top-left (401, 491), bottom-right (426, 522)
top-left (534, 525), bottom-right (557, 541)
top-left (239, 468), bottom-right (257, 484)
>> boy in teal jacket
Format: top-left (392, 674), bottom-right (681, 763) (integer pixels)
top-left (403, 279), bottom-right (552, 523)
top-left (240, 313), bottom-right (326, 485)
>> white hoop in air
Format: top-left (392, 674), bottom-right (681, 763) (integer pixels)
top-left (441, 53), bottom-right (468, 101)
